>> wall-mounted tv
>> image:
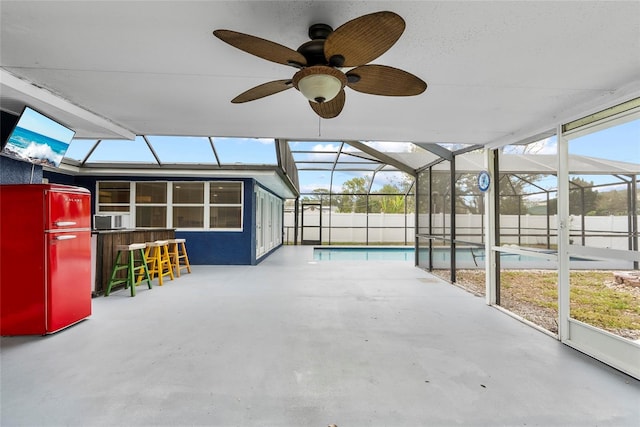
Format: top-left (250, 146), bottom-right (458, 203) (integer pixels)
top-left (1, 106), bottom-right (75, 168)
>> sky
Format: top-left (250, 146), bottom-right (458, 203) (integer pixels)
top-left (503, 118), bottom-right (640, 164)
top-left (568, 119), bottom-right (640, 164)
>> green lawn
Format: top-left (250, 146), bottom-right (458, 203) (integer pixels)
top-left (455, 270), bottom-right (640, 339)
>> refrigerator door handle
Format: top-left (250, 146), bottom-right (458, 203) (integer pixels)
top-left (54, 221), bottom-right (77, 227)
top-left (54, 235), bottom-right (77, 241)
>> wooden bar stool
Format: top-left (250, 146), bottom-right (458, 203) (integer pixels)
top-left (105, 243), bottom-right (152, 297)
top-left (168, 238), bottom-right (191, 277)
top-left (141, 240), bottom-right (174, 285)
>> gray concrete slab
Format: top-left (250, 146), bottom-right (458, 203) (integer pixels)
top-left (1, 246), bottom-right (639, 426)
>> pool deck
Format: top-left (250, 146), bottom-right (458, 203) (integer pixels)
top-left (1, 245), bottom-right (638, 426)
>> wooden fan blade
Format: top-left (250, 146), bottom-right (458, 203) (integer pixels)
top-left (324, 11), bottom-right (405, 67)
top-left (346, 65), bottom-right (427, 96)
top-left (231, 80), bottom-right (293, 103)
top-left (214, 29), bottom-right (307, 67)
top-left (309, 89), bottom-right (345, 119)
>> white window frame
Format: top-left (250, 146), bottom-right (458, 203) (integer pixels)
top-left (96, 180), bottom-right (244, 232)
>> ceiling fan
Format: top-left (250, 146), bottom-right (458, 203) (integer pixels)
top-left (213, 11), bottom-right (427, 119)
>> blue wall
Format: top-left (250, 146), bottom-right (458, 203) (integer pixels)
top-left (42, 171), bottom-right (277, 265)
top-left (0, 156), bottom-right (43, 184)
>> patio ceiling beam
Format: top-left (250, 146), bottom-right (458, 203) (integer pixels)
top-left (413, 143), bottom-right (453, 161)
top-left (416, 157), bottom-right (446, 173)
top-left (142, 135), bottom-right (162, 166)
top-left (80, 140), bottom-right (101, 166)
top-left (513, 174), bottom-right (551, 193)
top-left (332, 142), bottom-right (345, 171)
top-left (345, 140), bottom-right (415, 175)
top-left (208, 137), bottom-right (222, 167)
top-left (452, 144), bottom-right (485, 156)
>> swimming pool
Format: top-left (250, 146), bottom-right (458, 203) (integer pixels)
top-left (313, 246), bottom-right (488, 262)
top-left (312, 246), bottom-right (632, 270)
top-left (313, 246), bottom-right (414, 261)
top-left (313, 246), bottom-right (546, 265)
top-left (312, 246), bottom-right (500, 263)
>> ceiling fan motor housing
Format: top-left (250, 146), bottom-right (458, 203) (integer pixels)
top-left (297, 23), bottom-right (334, 66)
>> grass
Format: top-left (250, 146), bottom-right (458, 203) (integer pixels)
top-left (454, 269), bottom-right (640, 339)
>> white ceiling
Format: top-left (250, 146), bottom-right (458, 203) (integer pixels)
top-left (1, 1), bottom-right (639, 147)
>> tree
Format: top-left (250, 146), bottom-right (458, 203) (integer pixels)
top-left (548, 178), bottom-right (599, 215)
top-left (429, 172), bottom-right (451, 214)
top-left (334, 176), bottom-right (415, 213)
top-left (569, 178), bottom-right (598, 215)
top-left (498, 174), bottom-right (543, 215)
top-left (594, 189), bottom-right (630, 216)
top-left (301, 188), bottom-right (329, 205)
top-left (335, 176), bottom-right (369, 213)
top-left (375, 184), bottom-right (403, 213)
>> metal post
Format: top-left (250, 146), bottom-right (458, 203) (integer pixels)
top-left (366, 193), bottom-right (369, 246)
top-left (442, 194), bottom-right (446, 242)
top-left (494, 151), bottom-right (501, 305)
top-left (557, 125), bottom-right (570, 341)
top-left (404, 192), bottom-right (408, 246)
top-left (327, 193), bottom-right (332, 246)
top-left (480, 195), bottom-right (484, 244)
top-left (546, 191), bottom-right (551, 249)
top-left (429, 168), bottom-right (433, 270)
top-left (414, 175), bottom-right (420, 266)
top-left (294, 197), bottom-right (299, 245)
top-left (628, 181), bottom-right (633, 251)
top-left (319, 200), bottom-right (323, 245)
top-left (518, 195), bottom-right (522, 246)
top-left (581, 187), bottom-right (586, 246)
top-left (630, 176), bottom-right (638, 269)
top-left (450, 156), bottom-right (456, 283)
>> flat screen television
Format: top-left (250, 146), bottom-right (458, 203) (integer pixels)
top-left (1, 106), bottom-right (75, 168)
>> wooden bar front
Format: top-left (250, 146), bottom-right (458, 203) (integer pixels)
top-left (92, 228), bottom-right (175, 296)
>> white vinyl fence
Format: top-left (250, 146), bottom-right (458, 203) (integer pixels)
top-left (284, 212), bottom-right (633, 250)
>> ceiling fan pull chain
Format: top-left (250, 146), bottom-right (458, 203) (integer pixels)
top-left (318, 116), bottom-right (321, 137)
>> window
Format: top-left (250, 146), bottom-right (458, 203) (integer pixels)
top-left (211, 182), bottom-right (242, 204)
top-left (173, 182), bottom-right (204, 228)
top-left (97, 181), bottom-right (130, 212)
top-left (136, 182), bottom-right (166, 204)
top-left (210, 182), bottom-right (243, 229)
top-left (136, 182), bottom-right (167, 227)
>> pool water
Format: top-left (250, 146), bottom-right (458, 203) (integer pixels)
top-left (313, 246), bottom-right (624, 270)
top-left (314, 247), bottom-right (414, 261)
top-left (313, 246), bottom-right (541, 264)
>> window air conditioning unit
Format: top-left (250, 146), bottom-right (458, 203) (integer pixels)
top-left (93, 214), bottom-right (130, 230)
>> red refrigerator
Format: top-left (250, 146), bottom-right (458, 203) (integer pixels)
top-left (0, 184), bottom-right (92, 335)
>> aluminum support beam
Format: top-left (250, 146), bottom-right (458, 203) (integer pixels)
top-left (557, 125), bottom-right (570, 341)
top-left (484, 148), bottom-right (498, 305)
top-left (345, 140), bottom-right (415, 175)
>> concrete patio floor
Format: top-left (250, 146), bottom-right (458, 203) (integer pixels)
top-left (1, 246), bottom-right (638, 426)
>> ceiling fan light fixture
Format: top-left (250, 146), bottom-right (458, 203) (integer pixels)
top-left (293, 66), bottom-right (346, 103)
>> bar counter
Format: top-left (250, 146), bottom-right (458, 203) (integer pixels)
top-left (91, 228), bottom-right (175, 296)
